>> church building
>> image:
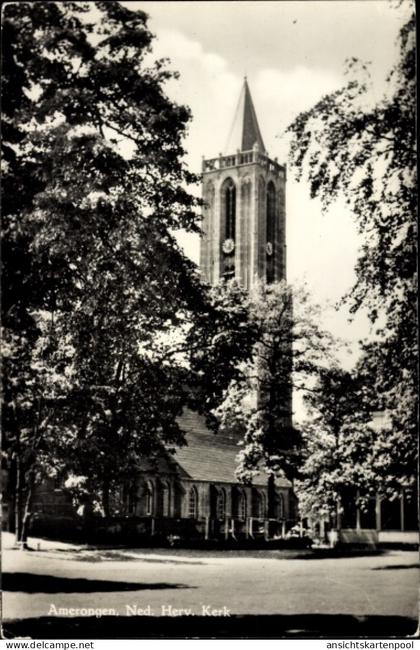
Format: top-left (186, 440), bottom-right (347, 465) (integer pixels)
top-left (112, 78), bottom-right (296, 542)
top-left (7, 80), bottom-right (297, 543)
top-left (6, 81), bottom-right (414, 547)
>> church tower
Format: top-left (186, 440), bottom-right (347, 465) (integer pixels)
top-left (200, 79), bottom-right (286, 289)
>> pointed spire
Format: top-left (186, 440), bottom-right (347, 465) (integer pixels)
top-left (224, 78), bottom-right (266, 155)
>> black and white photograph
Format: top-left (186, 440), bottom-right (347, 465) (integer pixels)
top-left (1, 0), bottom-right (418, 641)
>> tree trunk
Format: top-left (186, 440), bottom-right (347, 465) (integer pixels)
top-left (267, 474), bottom-right (275, 518)
top-left (20, 480), bottom-right (34, 550)
top-left (336, 497), bottom-right (342, 532)
top-left (15, 466), bottom-right (35, 550)
top-left (14, 457), bottom-right (23, 545)
top-left (7, 457), bottom-right (17, 533)
top-left (102, 479), bottom-right (110, 518)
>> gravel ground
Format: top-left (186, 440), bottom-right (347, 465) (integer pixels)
top-left (2, 538), bottom-right (418, 638)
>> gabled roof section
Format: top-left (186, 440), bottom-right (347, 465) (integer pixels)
top-left (224, 78), bottom-right (266, 155)
top-left (173, 409), bottom-right (291, 488)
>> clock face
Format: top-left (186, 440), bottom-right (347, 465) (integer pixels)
top-left (222, 238), bottom-right (235, 254)
top-left (266, 242), bottom-right (273, 256)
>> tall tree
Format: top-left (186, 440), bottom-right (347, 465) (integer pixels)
top-left (295, 366), bottom-right (376, 525)
top-left (213, 281), bottom-right (337, 484)
top-left (1, 2), bottom-right (256, 542)
top-left (286, 9), bottom-right (417, 495)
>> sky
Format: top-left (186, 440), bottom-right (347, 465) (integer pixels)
top-left (127, 0), bottom-right (410, 392)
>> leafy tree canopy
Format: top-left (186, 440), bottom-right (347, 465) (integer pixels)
top-left (295, 366), bottom-right (377, 521)
top-left (213, 281), bottom-right (338, 484)
top-left (1, 2), bottom-right (256, 531)
top-left (287, 11), bottom-right (416, 323)
top-left (286, 9), bottom-right (417, 496)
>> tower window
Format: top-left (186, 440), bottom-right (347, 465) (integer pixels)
top-left (225, 182), bottom-right (236, 240)
top-left (221, 179), bottom-right (237, 279)
top-left (266, 182), bottom-right (276, 283)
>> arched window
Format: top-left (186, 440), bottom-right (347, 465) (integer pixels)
top-left (216, 488), bottom-right (226, 519)
top-left (266, 181), bottom-right (276, 283)
top-left (160, 481), bottom-right (170, 517)
top-left (144, 481), bottom-right (154, 516)
top-left (225, 181), bottom-right (236, 241)
top-left (235, 489), bottom-right (247, 521)
top-left (127, 484), bottom-right (137, 515)
top-left (254, 491), bottom-right (266, 519)
top-left (188, 486), bottom-right (198, 519)
top-left (221, 179), bottom-right (236, 279)
top-left (277, 494), bottom-right (284, 519)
